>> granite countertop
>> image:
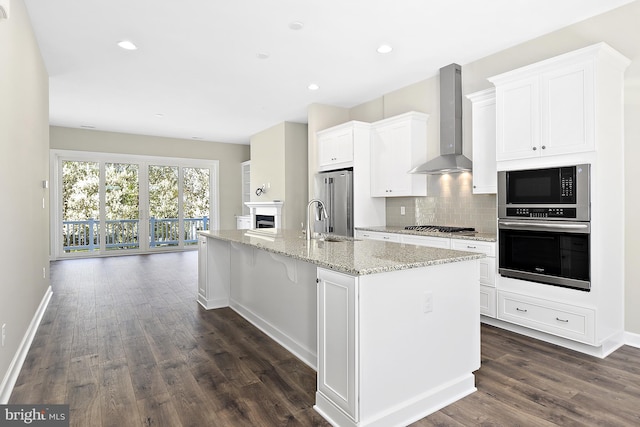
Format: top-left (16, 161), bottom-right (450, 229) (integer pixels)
top-left (199, 229), bottom-right (484, 276)
top-left (356, 226), bottom-right (497, 242)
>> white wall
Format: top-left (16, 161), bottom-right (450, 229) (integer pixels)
top-left (0, 0), bottom-right (50, 400)
top-left (49, 126), bottom-right (250, 230)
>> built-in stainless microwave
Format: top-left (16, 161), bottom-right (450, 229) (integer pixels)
top-left (498, 164), bottom-right (590, 221)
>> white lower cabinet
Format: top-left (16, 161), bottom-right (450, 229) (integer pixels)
top-left (317, 268), bottom-right (358, 422)
top-left (451, 239), bottom-right (497, 318)
top-left (236, 215), bottom-right (251, 229)
top-left (354, 229), bottom-right (400, 242)
top-left (480, 285), bottom-right (497, 318)
top-left (400, 234), bottom-right (450, 249)
top-left (498, 290), bottom-right (596, 344)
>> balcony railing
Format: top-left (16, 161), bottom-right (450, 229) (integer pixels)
top-left (62, 217), bottom-right (209, 252)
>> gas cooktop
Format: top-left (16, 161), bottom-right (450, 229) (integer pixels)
top-left (404, 225), bottom-right (476, 233)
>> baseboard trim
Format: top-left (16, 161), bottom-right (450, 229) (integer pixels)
top-left (481, 316), bottom-right (624, 358)
top-left (624, 331), bottom-right (640, 349)
top-left (229, 300), bottom-right (317, 371)
top-left (0, 286), bottom-right (53, 404)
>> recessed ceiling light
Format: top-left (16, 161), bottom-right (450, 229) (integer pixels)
top-left (377, 44), bottom-right (393, 54)
top-left (256, 52), bottom-right (270, 60)
top-left (307, 83), bottom-right (319, 91)
top-left (289, 21), bottom-right (304, 30)
top-left (117, 40), bottom-right (137, 50)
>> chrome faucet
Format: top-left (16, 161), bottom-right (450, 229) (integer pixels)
top-left (306, 199), bottom-right (328, 241)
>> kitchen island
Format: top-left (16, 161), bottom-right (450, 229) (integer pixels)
top-left (198, 229), bottom-right (484, 427)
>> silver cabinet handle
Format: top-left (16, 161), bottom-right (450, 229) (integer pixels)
top-left (532, 146), bottom-right (537, 151)
top-left (466, 245), bottom-right (477, 249)
top-left (556, 317), bottom-right (569, 323)
top-left (516, 307), bottom-right (528, 313)
top-left (541, 145), bottom-right (546, 149)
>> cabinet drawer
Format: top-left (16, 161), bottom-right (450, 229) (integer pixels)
top-left (480, 285), bottom-right (496, 318)
top-left (498, 291), bottom-right (595, 344)
top-left (451, 239), bottom-right (495, 257)
top-left (355, 230), bottom-right (400, 242)
top-left (400, 234), bottom-right (450, 249)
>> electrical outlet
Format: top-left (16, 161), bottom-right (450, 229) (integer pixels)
top-left (423, 292), bottom-right (433, 313)
top-left (2, 324), bottom-right (6, 347)
top-left (400, 206), bottom-right (406, 215)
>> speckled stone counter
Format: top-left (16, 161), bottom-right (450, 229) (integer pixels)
top-left (356, 225), bottom-right (497, 242)
top-left (199, 228), bottom-right (484, 276)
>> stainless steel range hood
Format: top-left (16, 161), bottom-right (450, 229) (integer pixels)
top-left (409, 63), bottom-right (472, 174)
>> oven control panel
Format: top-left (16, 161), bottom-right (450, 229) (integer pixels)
top-left (506, 207), bottom-right (577, 219)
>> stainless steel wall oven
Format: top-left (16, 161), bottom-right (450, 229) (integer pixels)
top-left (498, 164), bottom-right (591, 291)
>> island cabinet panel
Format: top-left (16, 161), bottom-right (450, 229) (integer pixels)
top-left (197, 236), bottom-right (230, 310)
top-left (316, 269), bottom-right (358, 422)
top-left (316, 261), bottom-right (480, 427)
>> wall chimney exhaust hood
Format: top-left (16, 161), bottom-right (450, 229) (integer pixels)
top-left (409, 63), bottom-right (472, 174)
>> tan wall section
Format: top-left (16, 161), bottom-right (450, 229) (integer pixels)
top-left (0, 0), bottom-right (51, 400)
top-left (250, 122), bottom-right (308, 230)
top-left (50, 126), bottom-right (250, 230)
top-left (284, 122), bottom-right (309, 230)
top-left (250, 122), bottom-right (286, 203)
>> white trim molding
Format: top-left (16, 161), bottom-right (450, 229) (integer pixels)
top-left (625, 331), bottom-right (640, 349)
top-left (0, 286), bottom-right (53, 404)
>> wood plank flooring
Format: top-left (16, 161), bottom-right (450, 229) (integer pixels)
top-left (9, 251), bottom-right (640, 426)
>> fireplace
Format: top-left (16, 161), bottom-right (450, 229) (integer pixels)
top-left (256, 214), bottom-right (275, 228)
top-left (244, 201), bottom-right (284, 229)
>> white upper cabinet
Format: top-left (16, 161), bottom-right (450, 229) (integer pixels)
top-left (370, 111), bottom-right (428, 197)
top-left (466, 88), bottom-right (497, 194)
top-left (489, 43), bottom-right (627, 163)
top-left (317, 123), bottom-right (355, 171)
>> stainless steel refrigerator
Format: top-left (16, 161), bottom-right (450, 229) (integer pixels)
top-left (314, 169), bottom-right (354, 237)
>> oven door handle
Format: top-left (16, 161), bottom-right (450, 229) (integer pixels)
top-left (498, 220), bottom-right (590, 233)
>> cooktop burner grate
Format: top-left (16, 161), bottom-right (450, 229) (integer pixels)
top-left (404, 225), bottom-right (476, 233)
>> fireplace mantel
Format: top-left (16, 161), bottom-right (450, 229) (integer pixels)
top-left (245, 201), bottom-right (284, 229)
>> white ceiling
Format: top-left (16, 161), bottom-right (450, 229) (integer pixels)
top-left (24, 0), bottom-right (633, 145)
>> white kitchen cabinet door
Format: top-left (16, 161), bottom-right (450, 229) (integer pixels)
top-left (317, 125), bottom-right (354, 171)
top-left (370, 112), bottom-right (428, 197)
top-left (480, 285), bottom-right (497, 317)
top-left (495, 76), bottom-right (540, 161)
top-left (541, 60), bottom-right (594, 156)
top-left (317, 268), bottom-right (358, 421)
top-left (467, 88), bottom-right (497, 194)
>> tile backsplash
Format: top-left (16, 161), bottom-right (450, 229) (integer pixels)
top-left (386, 173), bottom-right (497, 234)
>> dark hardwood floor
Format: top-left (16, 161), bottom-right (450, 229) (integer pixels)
top-left (9, 251), bottom-right (640, 426)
